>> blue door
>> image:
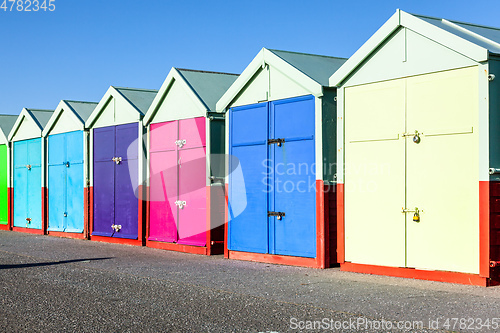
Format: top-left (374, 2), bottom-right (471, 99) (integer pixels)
top-left (13, 139), bottom-right (42, 229)
top-left (228, 96), bottom-right (316, 257)
top-left (270, 96), bottom-right (316, 257)
top-left (48, 131), bottom-right (84, 233)
top-left (228, 103), bottom-right (269, 253)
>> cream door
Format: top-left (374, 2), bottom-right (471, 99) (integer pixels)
top-left (405, 67), bottom-right (479, 274)
top-left (344, 80), bottom-right (406, 267)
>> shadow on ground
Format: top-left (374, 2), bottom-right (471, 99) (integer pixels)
top-left (0, 257), bottom-right (113, 270)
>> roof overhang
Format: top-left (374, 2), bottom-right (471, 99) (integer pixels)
top-left (143, 67), bottom-right (208, 125)
top-left (216, 48), bottom-right (323, 112)
top-left (8, 108), bottom-right (43, 141)
top-left (329, 9), bottom-right (489, 87)
top-left (42, 100), bottom-right (86, 137)
top-left (84, 86), bottom-right (143, 128)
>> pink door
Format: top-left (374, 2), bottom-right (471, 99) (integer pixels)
top-left (148, 117), bottom-right (207, 246)
top-left (149, 121), bottom-right (178, 242)
top-left (178, 146), bottom-right (206, 246)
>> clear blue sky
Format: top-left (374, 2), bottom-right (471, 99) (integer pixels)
top-left (1, 0), bottom-right (499, 115)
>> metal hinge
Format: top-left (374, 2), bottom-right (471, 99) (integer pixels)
top-left (268, 211), bottom-right (285, 220)
top-left (209, 176), bottom-right (225, 184)
top-left (268, 138), bottom-right (285, 147)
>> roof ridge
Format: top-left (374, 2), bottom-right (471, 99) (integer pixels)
top-left (112, 86), bottom-right (158, 93)
top-left (176, 68), bottom-right (239, 76)
top-left (64, 100), bottom-right (98, 105)
top-left (412, 13), bottom-right (500, 32)
top-left (268, 48), bottom-right (348, 61)
top-left (26, 109), bottom-right (53, 112)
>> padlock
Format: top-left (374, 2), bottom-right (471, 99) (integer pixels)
top-left (413, 133), bottom-right (421, 144)
top-left (413, 212), bottom-right (420, 222)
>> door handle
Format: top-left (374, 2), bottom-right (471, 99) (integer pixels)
top-left (268, 211), bottom-right (285, 220)
top-left (175, 200), bottom-right (186, 209)
top-left (402, 207), bottom-right (421, 222)
top-left (175, 139), bottom-right (186, 148)
top-left (111, 157), bottom-right (122, 165)
top-left (26, 164), bottom-right (31, 170)
top-left (268, 138), bottom-right (285, 147)
top-left (402, 130), bottom-right (421, 144)
top-left (65, 162), bottom-right (70, 168)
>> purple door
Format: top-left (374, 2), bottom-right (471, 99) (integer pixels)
top-left (93, 123), bottom-right (138, 239)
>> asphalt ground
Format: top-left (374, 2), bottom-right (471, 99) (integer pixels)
top-left (0, 231), bottom-right (499, 332)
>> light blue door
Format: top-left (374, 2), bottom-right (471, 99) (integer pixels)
top-left (14, 139), bottom-right (42, 229)
top-left (48, 131), bottom-right (84, 233)
top-left (65, 131), bottom-right (84, 232)
top-left (13, 141), bottom-right (28, 228)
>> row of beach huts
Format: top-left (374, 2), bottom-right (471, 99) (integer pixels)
top-left (1, 10), bottom-right (500, 286)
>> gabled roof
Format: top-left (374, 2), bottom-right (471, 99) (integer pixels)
top-left (27, 109), bottom-right (53, 129)
top-left (330, 9), bottom-right (500, 87)
top-left (144, 67), bottom-right (238, 124)
top-left (65, 100), bottom-right (98, 123)
top-left (0, 114), bottom-right (18, 144)
top-left (42, 100), bottom-right (98, 137)
top-left (85, 86), bottom-right (158, 128)
top-left (177, 68), bottom-right (239, 111)
top-left (114, 87), bottom-right (158, 115)
top-left (216, 48), bottom-right (346, 112)
top-left (269, 49), bottom-right (347, 86)
top-left (8, 108), bottom-right (54, 141)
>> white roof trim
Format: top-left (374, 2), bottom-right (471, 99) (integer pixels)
top-left (84, 86), bottom-right (142, 128)
top-left (42, 100), bottom-right (85, 137)
top-left (8, 108), bottom-right (43, 141)
top-left (329, 9), bottom-right (489, 87)
top-left (143, 67), bottom-right (208, 125)
top-left (216, 48), bottom-right (323, 112)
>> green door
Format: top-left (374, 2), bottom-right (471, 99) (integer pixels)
top-left (0, 144), bottom-right (7, 225)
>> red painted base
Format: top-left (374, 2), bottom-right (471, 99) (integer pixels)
top-left (0, 224), bottom-right (10, 231)
top-left (146, 240), bottom-right (210, 255)
top-left (340, 262), bottom-right (496, 286)
top-left (7, 187), bottom-right (13, 230)
top-left (41, 187), bottom-right (47, 234)
top-left (47, 231), bottom-right (85, 240)
top-left (89, 235), bottom-right (142, 246)
top-left (224, 181), bottom-right (331, 268)
top-left (11, 227), bottom-right (44, 235)
top-left (228, 250), bottom-right (322, 268)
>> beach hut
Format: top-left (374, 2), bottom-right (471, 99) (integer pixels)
top-left (143, 68), bottom-right (238, 255)
top-left (85, 86), bottom-right (157, 245)
top-left (42, 100), bottom-right (98, 239)
top-left (0, 115), bottom-right (18, 230)
top-left (8, 108), bottom-right (53, 234)
top-left (216, 48), bottom-right (346, 268)
top-left (329, 9), bottom-right (500, 286)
